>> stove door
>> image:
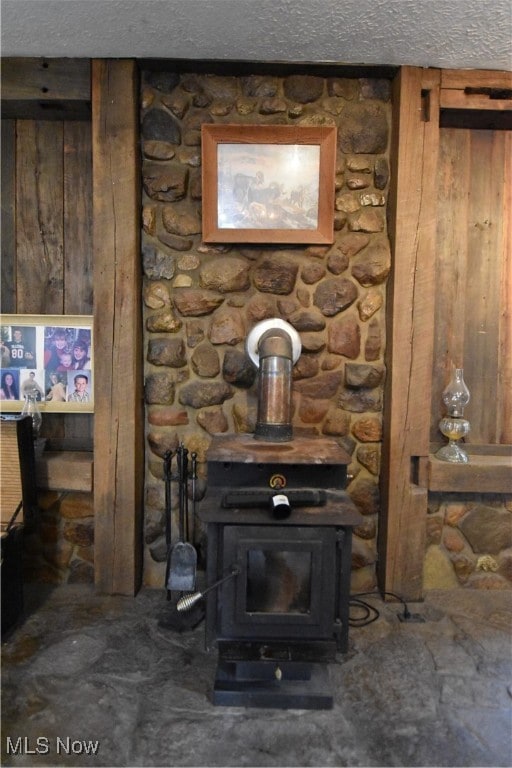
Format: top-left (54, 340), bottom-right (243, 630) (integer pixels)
top-left (220, 525), bottom-right (338, 641)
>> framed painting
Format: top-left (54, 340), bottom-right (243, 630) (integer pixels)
top-left (0, 314), bottom-right (94, 413)
top-left (201, 124), bottom-right (337, 244)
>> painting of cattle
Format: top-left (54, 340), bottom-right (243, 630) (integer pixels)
top-left (202, 125), bottom-right (336, 244)
top-left (217, 142), bottom-right (321, 231)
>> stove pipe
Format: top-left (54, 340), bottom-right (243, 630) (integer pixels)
top-left (246, 319), bottom-right (301, 442)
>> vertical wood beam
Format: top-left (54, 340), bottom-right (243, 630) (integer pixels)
top-left (92, 59), bottom-right (143, 595)
top-left (378, 67), bottom-right (441, 601)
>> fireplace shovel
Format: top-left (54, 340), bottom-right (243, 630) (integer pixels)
top-left (167, 444), bottom-right (197, 592)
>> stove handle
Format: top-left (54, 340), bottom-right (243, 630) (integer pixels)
top-left (176, 566), bottom-right (240, 612)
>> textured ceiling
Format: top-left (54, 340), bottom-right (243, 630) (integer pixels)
top-left (1, 0), bottom-right (511, 72)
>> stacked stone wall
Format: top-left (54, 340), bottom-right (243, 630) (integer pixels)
top-left (23, 490), bottom-right (94, 584)
top-left (425, 494), bottom-right (512, 590)
top-left (140, 70), bottom-right (392, 590)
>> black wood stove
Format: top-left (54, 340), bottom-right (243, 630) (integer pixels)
top-left (200, 433), bottom-right (362, 709)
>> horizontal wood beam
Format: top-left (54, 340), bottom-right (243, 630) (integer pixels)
top-left (440, 90), bottom-right (512, 111)
top-left (440, 68), bottom-right (512, 111)
top-left (441, 69), bottom-right (512, 91)
top-left (427, 453), bottom-right (512, 494)
top-left (1, 58), bottom-right (91, 119)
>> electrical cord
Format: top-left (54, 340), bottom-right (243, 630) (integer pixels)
top-left (349, 590), bottom-right (411, 627)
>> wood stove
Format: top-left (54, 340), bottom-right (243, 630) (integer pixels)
top-left (200, 434), bottom-right (362, 709)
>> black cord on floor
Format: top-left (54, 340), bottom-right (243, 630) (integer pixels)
top-left (349, 590), bottom-right (411, 627)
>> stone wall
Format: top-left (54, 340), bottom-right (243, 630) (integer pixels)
top-left (425, 494), bottom-right (512, 590)
top-left (24, 490), bottom-right (94, 584)
top-left (140, 69), bottom-right (392, 590)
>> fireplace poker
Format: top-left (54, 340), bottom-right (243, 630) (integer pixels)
top-left (190, 451), bottom-right (197, 545)
top-left (182, 445), bottom-right (189, 542)
top-left (163, 450), bottom-right (173, 593)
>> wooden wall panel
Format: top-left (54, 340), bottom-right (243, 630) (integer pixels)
top-left (16, 120), bottom-right (64, 314)
top-left (432, 127), bottom-right (511, 444)
top-left (465, 131), bottom-right (505, 443)
top-left (62, 121), bottom-right (94, 444)
top-left (500, 132), bottom-right (512, 443)
top-left (1, 120), bottom-right (16, 314)
top-left (431, 129), bottom-right (471, 430)
top-left (64, 121), bottom-right (93, 315)
top-left (1, 96), bottom-right (93, 442)
top-left (92, 59), bottom-right (143, 596)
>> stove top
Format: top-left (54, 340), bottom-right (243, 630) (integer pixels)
top-left (206, 433), bottom-right (352, 466)
top-left (203, 433), bottom-right (359, 525)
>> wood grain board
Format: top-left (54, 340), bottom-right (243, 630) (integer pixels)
top-left (433, 128), bottom-right (511, 444)
top-left (92, 59), bottom-right (143, 595)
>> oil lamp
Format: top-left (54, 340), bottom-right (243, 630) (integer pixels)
top-left (435, 368), bottom-right (470, 463)
top-left (21, 392), bottom-right (42, 440)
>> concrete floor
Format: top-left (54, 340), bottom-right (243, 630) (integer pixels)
top-left (1, 584), bottom-right (511, 768)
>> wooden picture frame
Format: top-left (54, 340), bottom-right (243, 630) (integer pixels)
top-left (201, 124), bottom-right (337, 244)
top-left (0, 314), bottom-right (94, 413)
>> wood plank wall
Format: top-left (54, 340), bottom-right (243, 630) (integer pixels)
top-left (2, 59), bottom-right (143, 594)
top-left (380, 67), bottom-right (511, 601)
top-left (1, 111), bottom-right (93, 441)
top-left (433, 127), bottom-right (512, 444)
top-left (1, 121), bottom-right (16, 313)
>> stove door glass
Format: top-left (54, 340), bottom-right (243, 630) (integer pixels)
top-left (246, 549), bottom-right (312, 614)
top-left (220, 525), bottom-right (337, 640)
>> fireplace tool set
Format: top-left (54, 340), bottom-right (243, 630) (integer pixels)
top-left (160, 445), bottom-right (208, 630)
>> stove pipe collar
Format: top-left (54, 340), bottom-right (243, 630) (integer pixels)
top-left (246, 318), bottom-right (301, 369)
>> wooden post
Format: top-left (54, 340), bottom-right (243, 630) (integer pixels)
top-left (378, 67), bottom-right (441, 601)
top-left (92, 60), bottom-right (143, 595)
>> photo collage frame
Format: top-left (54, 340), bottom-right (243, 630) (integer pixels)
top-left (0, 315), bottom-right (94, 413)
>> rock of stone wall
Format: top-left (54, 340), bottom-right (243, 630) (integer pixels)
top-left (24, 491), bottom-right (94, 585)
top-left (426, 494), bottom-right (512, 589)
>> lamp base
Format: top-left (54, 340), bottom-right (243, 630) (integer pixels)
top-left (435, 441), bottom-right (469, 464)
